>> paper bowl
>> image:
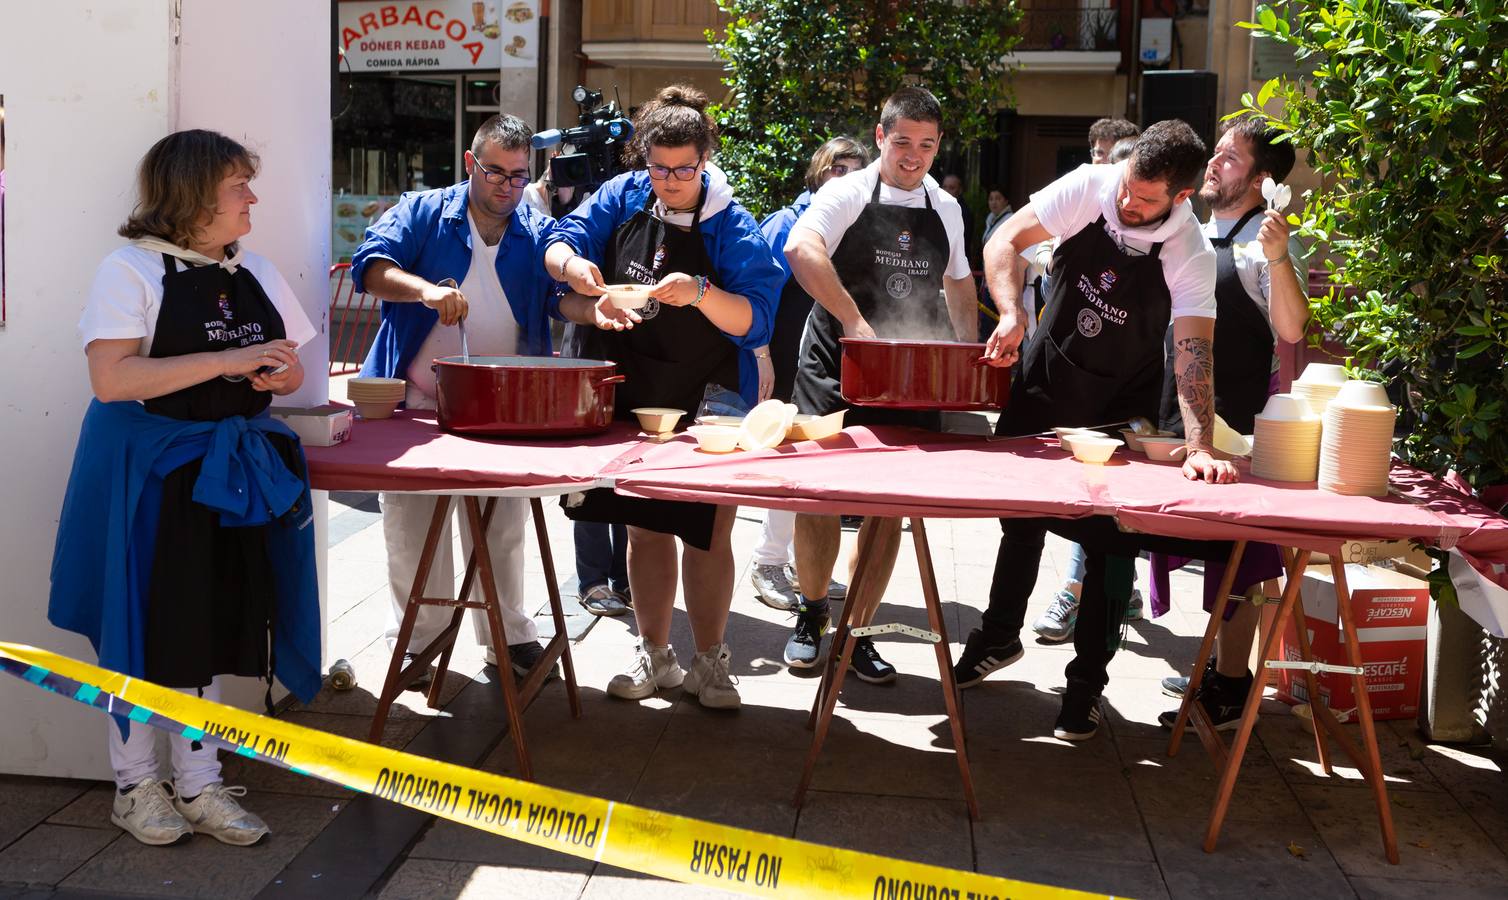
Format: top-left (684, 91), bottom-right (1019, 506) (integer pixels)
top-left (1298, 363), bottom-right (1349, 386)
top-left (603, 283), bottom-right (653, 310)
top-left (696, 415), bottom-right (745, 428)
top-left (788, 409), bottom-right (846, 441)
top-left (1070, 436), bottom-right (1123, 464)
top-left (1052, 426), bottom-right (1107, 448)
top-left (354, 399), bottom-right (399, 420)
top-left (1333, 380), bottom-right (1391, 409)
top-left (1119, 427), bottom-right (1171, 453)
top-left (1260, 393), bottom-right (1317, 421)
top-left (686, 424), bottom-right (741, 453)
top-left (631, 407), bottom-right (686, 434)
top-left (739, 399), bottom-right (798, 451)
top-left (347, 377), bottom-right (406, 401)
top-left (1139, 436), bottom-right (1188, 462)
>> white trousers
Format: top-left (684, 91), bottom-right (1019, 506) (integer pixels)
top-left (752, 508), bottom-right (797, 566)
top-left (380, 492), bottom-right (537, 651)
top-left (108, 678), bottom-right (222, 796)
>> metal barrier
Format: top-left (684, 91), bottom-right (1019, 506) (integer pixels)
top-left (329, 263), bottom-right (380, 375)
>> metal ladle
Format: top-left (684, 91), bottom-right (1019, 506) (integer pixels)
top-left (437, 277), bottom-right (468, 362)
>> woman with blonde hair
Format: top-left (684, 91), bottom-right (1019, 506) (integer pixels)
top-left (50, 129), bottom-right (320, 846)
top-left (544, 85), bottom-right (783, 709)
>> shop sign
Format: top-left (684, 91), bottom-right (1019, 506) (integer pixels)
top-left (340, 0), bottom-right (539, 72)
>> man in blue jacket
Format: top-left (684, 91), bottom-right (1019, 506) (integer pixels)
top-left (353, 114), bottom-right (558, 682)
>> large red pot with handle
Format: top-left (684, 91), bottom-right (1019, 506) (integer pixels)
top-left (839, 338), bottom-right (1010, 411)
top-left (433, 355), bottom-right (625, 437)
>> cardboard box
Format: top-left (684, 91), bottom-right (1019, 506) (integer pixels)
top-left (270, 405), bottom-right (352, 447)
top-left (1274, 563), bottom-right (1429, 720)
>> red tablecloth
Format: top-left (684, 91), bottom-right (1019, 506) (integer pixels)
top-left (303, 411), bottom-right (649, 494)
top-left (611, 426), bottom-right (1508, 561)
top-left (301, 415), bottom-right (1508, 562)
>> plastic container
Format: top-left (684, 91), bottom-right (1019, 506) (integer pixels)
top-left (686, 424), bottom-right (741, 453)
top-left (1070, 436), bottom-right (1123, 464)
top-left (738, 399), bottom-right (797, 451)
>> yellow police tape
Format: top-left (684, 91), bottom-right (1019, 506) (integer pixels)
top-left (0, 642), bottom-right (1110, 900)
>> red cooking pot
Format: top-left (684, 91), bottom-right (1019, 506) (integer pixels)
top-left (433, 355), bottom-right (625, 437)
top-left (839, 338), bottom-right (1010, 410)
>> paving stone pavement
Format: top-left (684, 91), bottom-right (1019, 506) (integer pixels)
top-left (2, 493), bottom-right (1505, 899)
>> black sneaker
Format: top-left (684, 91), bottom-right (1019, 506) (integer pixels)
top-left (1053, 685), bottom-right (1102, 741)
top-left (1161, 655), bottom-right (1218, 699)
top-left (848, 637), bottom-right (897, 684)
top-left (952, 628), bottom-right (1024, 689)
top-left (401, 653), bottom-right (433, 691)
top-left (783, 602), bottom-right (830, 668)
top-left (507, 641), bottom-right (558, 681)
top-left (1158, 671), bottom-right (1253, 732)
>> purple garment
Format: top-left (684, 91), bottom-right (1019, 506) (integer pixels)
top-left (1149, 542), bottom-right (1284, 619)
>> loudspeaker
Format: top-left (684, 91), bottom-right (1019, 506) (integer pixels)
top-left (1142, 70), bottom-right (1219, 153)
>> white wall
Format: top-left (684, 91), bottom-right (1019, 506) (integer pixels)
top-left (0, 1), bottom-right (330, 778)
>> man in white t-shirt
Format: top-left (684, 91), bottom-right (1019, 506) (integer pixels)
top-left (1153, 114), bottom-right (1309, 733)
top-left (351, 114), bottom-right (559, 686)
top-left (958, 120), bottom-right (1238, 741)
top-left (782, 87), bottom-right (977, 682)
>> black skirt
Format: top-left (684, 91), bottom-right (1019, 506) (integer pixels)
top-left (144, 432), bottom-right (302, 689)
top-left (562, 488), bottom-right (718, 551)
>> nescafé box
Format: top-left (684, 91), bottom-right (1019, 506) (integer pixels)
top-left (1275, 563), bottom-right (1429, 720)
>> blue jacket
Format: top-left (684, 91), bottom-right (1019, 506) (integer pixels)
top-left (354, 183), bottom-right (559, 380)
top-left (759, 190), bottom-right (814, 283)
top-left (49, 400), bottom-right (322, 712)
top-left (550, 170), bottom-right (783, 406)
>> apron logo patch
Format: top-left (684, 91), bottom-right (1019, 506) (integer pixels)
top-left (1077, 309), bottom-right (1103, 338)
top-left (652, 244), bottom-right (667, 275)
top-left (217, 291), bottom-right (234, 321)
top-left (1099, 269), bottom-right (1118, 292)
top-left (885, 272), bottom-right (913, 299)
top-left (897, 230), bottom-right (912, 252)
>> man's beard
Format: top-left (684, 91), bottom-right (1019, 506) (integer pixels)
top-left (1199, 177), bottom-right (1250, 211)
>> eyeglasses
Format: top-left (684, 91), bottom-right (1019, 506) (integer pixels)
top-left (646, 162), bottom-right (702, 181)
top-left (828, 163), bottom-right (857, 177)
top-left (471, 158), bottom-right (530, 189)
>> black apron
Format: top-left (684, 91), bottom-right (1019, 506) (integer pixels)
top-left (1158, 206), bottom-right (1273, 436)
top-left (791, 176), bottom-right (953, 429)
top-left (997, 216), bottom-right (1171, 437)
top-left (566, 185), bottom-right (734, 549)
top-left (580, 182), bottom-right (741, 418)
top-left (144, 253), bottom-right (295, 689)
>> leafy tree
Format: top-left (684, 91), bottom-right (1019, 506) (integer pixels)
top-left (708, 1), bottom-right (1022, 218)
top-left (1240, 0), bottom-right (1508, 496)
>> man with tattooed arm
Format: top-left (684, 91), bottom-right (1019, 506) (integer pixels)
top-left (955, 120), bottom-right (1237, 740)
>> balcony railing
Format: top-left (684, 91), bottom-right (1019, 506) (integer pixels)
top-left (1013, 0), bottom-right (1121, 52)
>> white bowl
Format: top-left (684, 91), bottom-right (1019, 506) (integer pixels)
top-left (686, 424), bottom-right (741, 453)
top-left (1260, 393), bottom-right (1318, 421)
top-left (1298, 363), bottom-right (1349, 385)
top-left (788, 409), bottom-right (845, 441)
top-left (1333, 380), bottom-right (1391, 409)
top-left (603, 283), bottom-right (653, 310)
top-left (1052, 426), bottom-right (1108, 448)
top-left (1070, 436), bottom-right (1123, 464)
top-left (1139, 436), bottom-right (1188, 462)
top-left (696, 414), bottom-right (744, 428)
top-left (1119, 427), bottom-right (1171, 453)
top-left (739, 399), bottom-right (797, 451)
top-left (631, 407), bottom-right (685, 434)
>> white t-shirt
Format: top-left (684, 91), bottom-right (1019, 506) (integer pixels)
top-left (1205, 212), bottom-right (1307, 334)
top-left (1030, 161), bottom-right (1216, 320)
top-left (404, 211), bottom-right (518, 408)
top-left (792, 161), bottom-right (972, 281)
top-left (78, 245), bottom-right (317, 354)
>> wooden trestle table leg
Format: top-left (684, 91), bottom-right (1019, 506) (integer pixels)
top-left (370, 496), bottom-right (453, 743)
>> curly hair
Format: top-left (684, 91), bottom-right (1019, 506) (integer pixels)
top-left (623, 84), bottom-right (718, 168)
top-left (118, 130), bottom-right (259, 249)
top-left (1128, 120), bottom-right (1207, 193)
top-left (1088, 117), bottom-right (1140, 146)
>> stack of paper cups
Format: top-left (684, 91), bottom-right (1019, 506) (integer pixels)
top-left (1290, 363), bottom-right (1347, 416)
top-left (1317, 380), bottom-right (1396, 497)
top-left (1251, 393), bottom-right (1323, 482)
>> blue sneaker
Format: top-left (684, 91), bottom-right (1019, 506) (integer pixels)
top-left (1031, 589), bottom-right (1079, 642)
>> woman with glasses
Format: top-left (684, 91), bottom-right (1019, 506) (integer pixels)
top-left (50, 130), bottom-right (320, 847)
top-left (545, 84), bottom-right (782, 710)
top-left (747, 137), bottom-right (869, 612)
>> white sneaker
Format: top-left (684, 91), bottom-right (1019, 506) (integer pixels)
top-left (683, 644), bottom-right (741, 710)
top-left (111, 777), bottom-right (192, 846)
top-left (174, 783), bottom-right (270, 846)
top-left (607, 640), bottom-right (684, 700)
